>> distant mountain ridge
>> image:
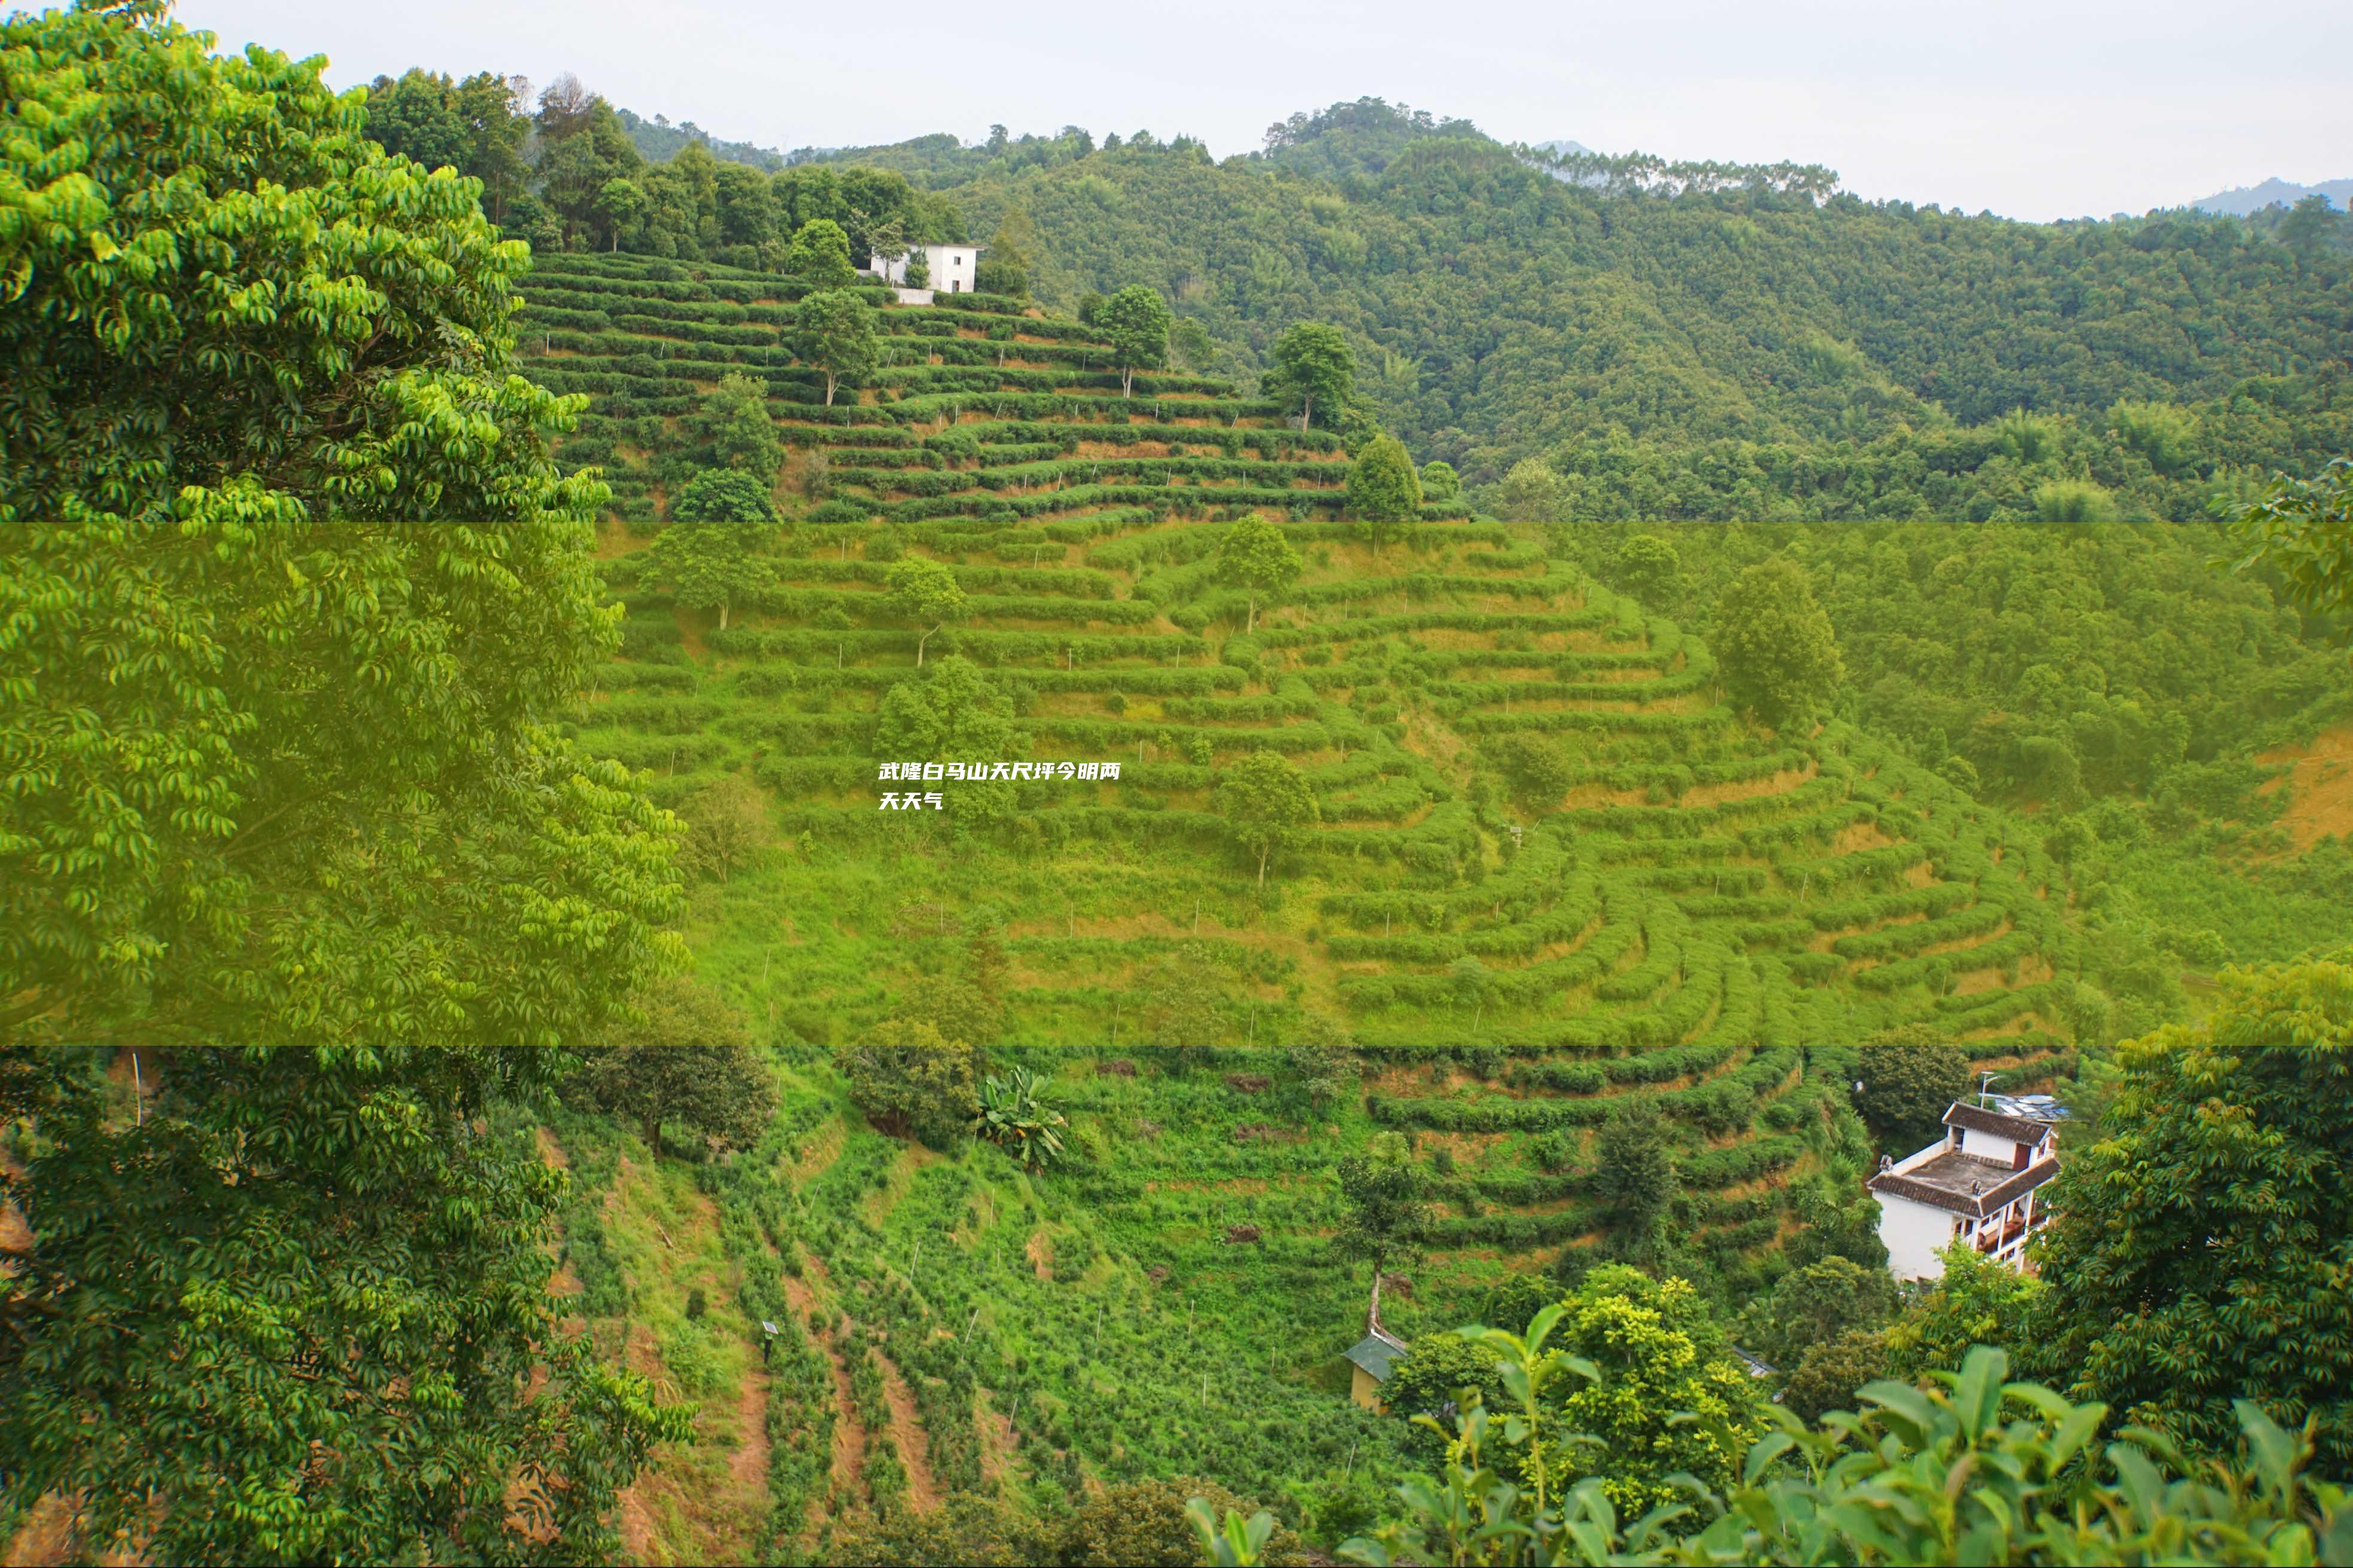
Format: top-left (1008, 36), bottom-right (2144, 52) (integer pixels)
top-left (2189, 176), bottom-right (2351, 215)
top-left (613, 106), bottom-right (787, 172)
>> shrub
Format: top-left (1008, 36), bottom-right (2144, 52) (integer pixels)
top-left (1341, 1344), bottom-right (2350, 1567)
top-left (571, 983), bottom-right (776, 1153)
top-left (1853, 1027), bottom-right (1968, 1153)
top-left (1057, 1476), bottom-right (1304, 1566)
top-left (835, 1024), bottom-right (977, 1146)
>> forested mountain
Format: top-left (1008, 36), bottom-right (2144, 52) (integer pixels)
top-left (615, 104), bottom-right (788, 172)
top-left (364, 82), bottom-right (2353, 521)
top-left (912, 118), bottom-right (2351, 520)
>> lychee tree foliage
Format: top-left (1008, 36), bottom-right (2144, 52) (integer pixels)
top-left (2033, 949), bottom-right (2353, 1471)
top-left (1852, 1025), bottom-right (1969, 1155)
top-left (792, 287), bottom-right (876, 406)
top-left (0, 5), bottom-right (689, 1561)
top-left (835, 1023), bottom-right (977, 1146)
top-left (1217, 514), bottom-right (1303, 632)
top-left (1346, 435), bottom-right (1424, 546)
top-left (1, 1051), bottom-right (693, 1566)
top-left (1710, 557), bottom-right (1846, 731)
top-left (782, 216), bottom-right (857, 287)
top-left (1214, 748), bottom-right (1320, 888)
top-left (571, 975), bottom-right (776, 1153)
top-left (1096, 283), bottom-right (1172, 398)
top-left (884, 554), bottom-right (968, 665)
top-left (874, 655), bottom-right (1019, 821)
top-left (656, 470), bottom-right (776, 629)
top-left (2233, 457), bottom-right (2353, 632)
top-left (1263, 320), bottom-right (1355, 433)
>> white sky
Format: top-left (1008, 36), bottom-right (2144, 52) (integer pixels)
top-left (168, 0), bottom-right (2349, 223)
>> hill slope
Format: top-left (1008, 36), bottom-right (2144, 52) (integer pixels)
top-left (509, 250), bottom-right (2105, 1564)
top-left (518, 248), bottom-right (2081, 1090)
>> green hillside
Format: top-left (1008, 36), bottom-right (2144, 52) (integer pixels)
top-left (513, 250), bottom-right (2079, 1182)
top-left (493, 253), bottom-right (2348, 1561)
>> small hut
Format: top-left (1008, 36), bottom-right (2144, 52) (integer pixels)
top-left (1343, 1269), bottom-right (1410, 1411)
top-left (1345, 1322), bottom-right (1410, 1411)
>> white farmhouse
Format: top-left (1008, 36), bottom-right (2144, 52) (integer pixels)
top-left (875, 243), bottom-right (984, 294)
top-left (1869, 1101), bottom-right (2060, 1281)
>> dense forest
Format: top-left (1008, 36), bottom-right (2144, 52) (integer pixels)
top-left (4, 5), bottom-right (2350, 1567)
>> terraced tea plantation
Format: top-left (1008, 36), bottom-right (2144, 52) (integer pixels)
top-left (509, 251), bottom-right (2095, 1557)
top-left (524, 251), bottom-right (2078, 1064)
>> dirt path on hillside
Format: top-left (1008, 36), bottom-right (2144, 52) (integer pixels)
top-left (534, 1129), bottom-right (586, 1308)
top-left (615, 1488), bottom-right (656, 1566)
top-left (613, 1325), bottom-right (664, 1561)
top-left (873, 1350), bottom-right (941, 1512)
top-left (731, 1366), bottom-right (772, 1495)
top-left (777, 1267), bottom-right (868, 1500)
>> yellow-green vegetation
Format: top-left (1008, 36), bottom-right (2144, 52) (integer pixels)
top-left (532, 257), bottom-right (2080, 1083)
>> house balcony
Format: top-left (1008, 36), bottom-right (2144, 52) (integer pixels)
top-left (1975, 1215), bottom-right (2027, 1254)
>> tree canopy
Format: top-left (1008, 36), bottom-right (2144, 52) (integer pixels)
top-left (1547, 1266), bottom-right (1765, 1512)
top-left (2233, 458), bottom-right (2353, 637)
top-left (1214, 750), bottom-right (1320, 888)
top-left (1096, 284), bottom-right (1173, 398)
top-left (884, 556), bottom-right (969, 666)
top-left (656, 482), bottom-right (775, 628)
top-left (1853, 1027), bottom-right (1969, 1154)
top-left (874, 657), bottom-right (1020, 820)
top-left (573, 977), bottom-right (776, 1152)
top-left (1333, 1136), bottom-right (1433, 1289)
top-left (1, 0), bottom-right (680, 1069)
top-left (0, 13), bottom-right (688, 1555)
top-left (2032, 951), bottom-right (2353, 1467)
top-left (1217, 516), bottom-right (1305, 632)
top-left (794, 289), bottom-right (878, 407)
top-left (1263, 322), bottom-right (1355, 433)
top-left (1712, 558), bottom-right (1846, 731)
top-left (836, 1023), bottom-right (978, 1146)
top-left (696, 371), bottom-right (783, 483)
top-left (1346, 436), bottom-right (1424, 543)
top-left (784, 217), bottom-right (858, 285)
top-left (0, 1049), bottom-right (692, 1564)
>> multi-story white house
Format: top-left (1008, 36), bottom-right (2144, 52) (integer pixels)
top-left (1869, 1101), bottom-right (2061, 1281)
top-left (873, 243), bottom-right (983, 294)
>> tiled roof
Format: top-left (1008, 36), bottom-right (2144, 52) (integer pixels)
top-left (1345, 1328), bottom-right (1409, 1382)
top-left (1871, 1153), bottom-right (2059, 1217)
top-left (1944, 1103), bottom-right (2055, 1145)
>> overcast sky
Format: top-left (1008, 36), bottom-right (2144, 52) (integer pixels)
top-left (169, 0), bottom-right (2347, 223)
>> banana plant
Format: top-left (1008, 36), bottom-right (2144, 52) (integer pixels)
top-left (972, 1064), bottom-right (1068, 1171)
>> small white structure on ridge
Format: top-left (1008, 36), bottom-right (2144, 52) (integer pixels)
top-left (1869, 1101), bottom-right (2061, 1281)
top-left (874, 243), bottom-right (984, 294)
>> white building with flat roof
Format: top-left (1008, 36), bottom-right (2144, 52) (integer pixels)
top-left (1869, 1101), bottom-right (2061, 1281)
top-left (874, 243), bottom-right (983, 294)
